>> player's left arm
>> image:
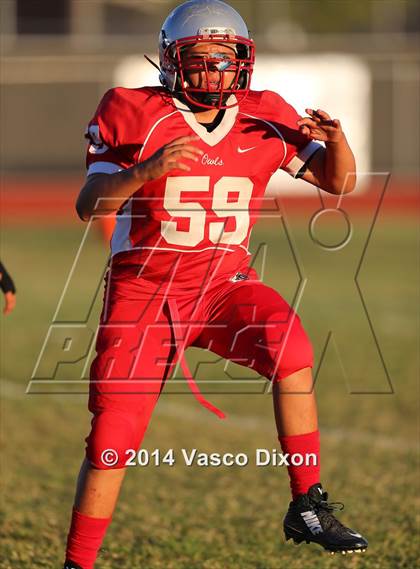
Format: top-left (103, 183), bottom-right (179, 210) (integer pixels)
top-left (297, 108), bottom-right (356, 195)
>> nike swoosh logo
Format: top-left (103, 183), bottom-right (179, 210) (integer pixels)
top-left (348, 531), bottom-right (362, 538)
top-left (238, 146), bottom-right (257, 153)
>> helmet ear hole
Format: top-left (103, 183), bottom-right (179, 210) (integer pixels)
top-left (236, 44), bottom-right (247, 59)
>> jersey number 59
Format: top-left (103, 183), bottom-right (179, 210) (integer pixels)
top-left (162, 176), bottom-right (253, 247)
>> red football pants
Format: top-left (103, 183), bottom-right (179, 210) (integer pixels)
top-left (85, 270), bottom-right (313, 469)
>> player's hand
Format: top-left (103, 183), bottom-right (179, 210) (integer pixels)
top-left (297, 109), bottom-right (344, 144)
top-left (139, 135), bottom-right (204, 181)
top-left (3, 291), bottom-right (16, 315)
top-left (0, 264), bottom-right (16, 315)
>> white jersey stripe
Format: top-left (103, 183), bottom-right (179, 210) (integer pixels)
top-left (283, 140), bottom-right (322, 178)
top-left (111, 199), bottom-right (133, 254)
top-left (137, 110), bottom-right (179, 162)
top-left (238, 112), bottom-right (322, 178)
top-left (111, 244), bottom-right (251, 257)
top-left (109, 110), bottom-right (178, 257)
top-left (238, 112), bottom-right (288, 167)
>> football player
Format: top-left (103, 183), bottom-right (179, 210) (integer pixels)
top-left (63, 1), bottom-right (367, 567)
top-left (0, 260), bottom-right (16, 315)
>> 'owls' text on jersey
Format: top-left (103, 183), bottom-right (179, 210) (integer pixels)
top-left (85, 87), bottom-right (320, 288)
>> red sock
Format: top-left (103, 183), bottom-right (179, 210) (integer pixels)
top-left (65, 507), bottom-right (112, 569)
top-left (278, 429), bottom-right (320, 499)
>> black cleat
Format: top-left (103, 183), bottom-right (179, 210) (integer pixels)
top-left (63, 561), bottom-right (84, 569)
top-left (283, 483), bottom-right (368, 554)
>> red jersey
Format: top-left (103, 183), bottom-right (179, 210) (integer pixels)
top-left (85, 87), bottom-right (320, 289)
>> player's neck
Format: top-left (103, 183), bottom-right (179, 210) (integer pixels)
top-left (193, 108), bottom-right (220, 124)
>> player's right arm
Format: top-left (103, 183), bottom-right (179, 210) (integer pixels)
top-left (76, 135), bottom-right (202, 221)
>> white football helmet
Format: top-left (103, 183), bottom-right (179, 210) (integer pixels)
top-left (158, 0), bottom-right (255, 109)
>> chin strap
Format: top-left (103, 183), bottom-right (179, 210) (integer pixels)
top-left (166, 298), bottom-right (226, 420)
top-left (144, 54), bottom-right (161, 73)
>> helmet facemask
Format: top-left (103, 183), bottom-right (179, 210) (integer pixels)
top-left (161, 34), bottom-right (255, 110)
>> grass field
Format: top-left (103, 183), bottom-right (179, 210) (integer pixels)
top-left (0, 214), bottom-right (418, 569)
